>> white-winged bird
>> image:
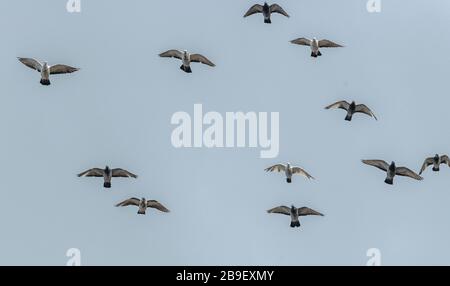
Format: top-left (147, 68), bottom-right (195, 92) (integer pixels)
top-left (159, 50), bottom-right (215, 73)
top-left (265, 162), bottom-right (314, 183)
top-left (18, 57), bottom-right (79, 85)
top-left (115, 197), bottom-right (169, 215)
top-left (290, 37), bottom-right (343, 57)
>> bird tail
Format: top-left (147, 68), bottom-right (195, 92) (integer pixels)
top-left (290, 220), bottom-right (300, 228)
top-left (433, 166), bottom-right (440, 172)
top-left (286, 178), bottom-right (292, 183)
top-left (317, 50), bottom-right (322, 56)
top-left (264, 18), bottom-right (271, 24)
top-left (40, 79), bottom-right (51, 85)
top-left (310, 52), bottom-right (318, 58)
top-left (384, 177), bottom-right (393, 185)
top-left (137, 209), bottom-right (146, 215)
top-left (103, 182), bottom-right (111, 188)
top-left (180, 65), bottom-right (192, 73)
top-left (345, 114), bottom-right (352, 121)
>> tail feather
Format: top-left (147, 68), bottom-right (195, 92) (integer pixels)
top-left (311, 52), bottom-right (318, 58)
top-left (433, 167), bottom-right (440, 172)
top-left (103, 182), bottom-right (111, 188)
top-left (290, 221), bottom-right (301, 228)
top-left (264, 18), bottom-right (271, 24)
top-left (384, 177), bottom-right (393, 185)
top-left (180, 65), bottom-right (192, 73)
top-left (345, 114), bottom-right (352, 121)
top-left (317, 50), bottom-right (322, 56)
top-left (286, 178), bottom-right (292, 183)
top-left (40, 79), bottom-right (51, 86)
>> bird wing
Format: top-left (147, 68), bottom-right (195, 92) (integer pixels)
top-left (243, 4), bottom-right (263, 17)
top-left (395, 167), bottom-right (423, 180)
top-left (49, 64), bottom-right (79, 74)
top-left (190, 54), bottom-right (215, 67)
top-left (18, 57), bottom-right (42, 72)
top-left (362, 160), bottom-right (389, 172)
top-left (159, 50), bottom-right (183, 59)
top-left (264, 164), bottom-right (286, 172)
top-left (297, 207), bottom-right (324, 217)
top-left (267, 206), bottom-right (290, 216)
top-left (440, 155), bottom-right (450, 166)
top-left (290, 38), bottom-right (312, 46)
top-left (147, 200), bottom-right (170, 213)
top-left (77, 168), bottom-right (104, 177)
top-left (318, 39), bottom-right (343, 48)
top-left (111, 168), bottom-right (138, 178)
top-left (269, 4), bottom-right (289, 17)
top-left (419, 157), bottom-right (434, 175)
top-left (291, 167), bottom-right (314, 179)
top-left (355, 104), bottom-right (377, 120)
top-left (115, 198), bottom-right (140, 207)
top-left (325, 100), bottom-right (350, 111)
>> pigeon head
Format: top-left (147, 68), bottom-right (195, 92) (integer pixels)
top-left (389, 161), bottom-right (396, 171)
top-left (263, 2), bottom-right (269, 7)
top-left (435, 154), bottom-right (440, 159)
top-left (141, 197), bottom-right (146, 202)
top-left (105, 166), bottom-right (110, 173)
top-left (290, 205), bottom-right (296, 212)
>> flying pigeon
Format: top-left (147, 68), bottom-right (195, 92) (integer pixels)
top-left (159, 50), bottom-right (215, 73)
top-left (115, 197), bottom-right (170, 215)
top-left (290, 37), bottom-right (343, 57)
top-left (18, 57), bottom-right (79, 85)
top-left (325, 100), bottom-right (377, 121)
top-left (267, 205), bottom-right (324, 228)
top-left (265, 162), bottom-right (314, 183)
top-left (243, 2), bottom-right (289, 23)
top-left (419, 154), bottom-right (450, 175)
top-left (77, 166), bottom-right (137, 188)
top-left (362, 160), bottom-right (423, 185)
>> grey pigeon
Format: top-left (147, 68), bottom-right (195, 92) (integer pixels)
top-left (362, 160), bottom-right (423, 185)
top-left (267, 205), bottom-right (323, 228)
top-left (77, 166), bottom-right (137, 188)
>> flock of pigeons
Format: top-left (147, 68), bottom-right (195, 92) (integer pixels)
top-left (16, 3), bottom-right (450, 229)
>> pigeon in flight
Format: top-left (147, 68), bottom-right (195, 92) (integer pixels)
top-left (243, 2), bottom-right (289, 24)
top-left (267, 205), bottom-right (324, 228)
top-left (18, 57), bottom-right (79, 85)
top-left (115, 197), bottom-right (170, 215)
top-left (159, 50), bottom-right (215, 73)
top-left (419, 154), bottom-right (450, 175)
top-left (290, 37), bottom-right (343, 57)
top-left (362, 160), bottom-right (423, 185)
top-left (77, 166), bottom-right (137, 188)
top-left (325, 100), bottom-right (377, 121)
top-left (265, 162), bottom-right (314, 183)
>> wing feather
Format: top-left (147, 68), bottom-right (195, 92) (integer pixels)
top-left (362, 160), bottom-right (389, 172)
top-left (297, 207), bottom-right (324, 217)
top-left (243, 4), bottom-right (263, 17)
top-left (267, 206), bottom-right (290, 216)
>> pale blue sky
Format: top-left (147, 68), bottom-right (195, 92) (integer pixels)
top-left (1, 0), bottom-right (450, 265)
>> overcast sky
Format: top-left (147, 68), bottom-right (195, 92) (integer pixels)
top-left (0, 0), bottom-right (450, 265)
